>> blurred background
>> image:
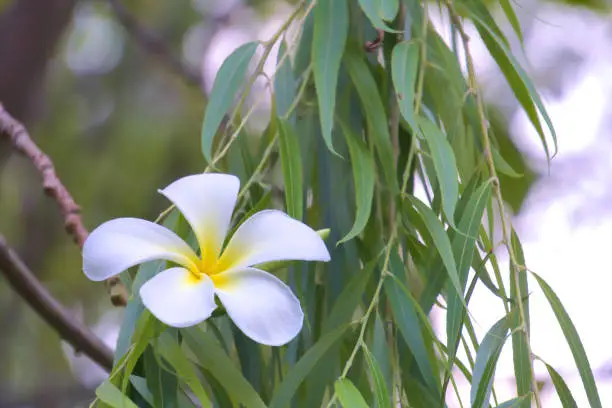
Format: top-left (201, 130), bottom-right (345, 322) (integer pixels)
top-left (0, 0), bottom-right (610, 406)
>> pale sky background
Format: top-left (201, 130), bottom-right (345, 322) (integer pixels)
top-left (62, 1), bottom-right (612, 406)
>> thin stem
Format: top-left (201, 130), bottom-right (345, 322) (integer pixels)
top-left (444, 3), bottom-right (542, 406)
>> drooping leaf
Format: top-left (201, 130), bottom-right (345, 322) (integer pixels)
top-left (445, 181), bottom-right (492, 383)
top-left (357, 0), bottom-right (396, 31)
top-left (269, 325), bottom-right (350, 408)
top-left (338, 120), bottom-right (375, 243)
top-left (510, 230), bottom-right (531, 407)
top-left (201, 42), bottom-right (259, 162)
top-left (156, 332), bottom-right (212, 408)
top-left (363, 344), bottom-right (391, 408)
top-left (278, 119), bottom-right (304, 220)
top-left (182, 327), bottom-right (268, 408)
top-left (344, 51), bottom-right (398, 194)
top-left (533, 273), bottom-right (602, 408)
top-left (391, 41), bottom-right (419, 131)
top-left (324, 258), bottom-right (378, 332)
top-left (471, 313), bottom-right (514, 408)
top-left (405, 196), bottom-right (463, 308)
top-left (465, 8), bottom-right (557, 161)
top-left (385, 250), bottom-right (440, 396)
top-left (96, 380), bottom-right (139, 408)
top-left (335, 378), bottom-right (370, 408)
top-left (275, 39), bottom-right (297, 122)
top-left (495, 394), bottom-right (532, 408)
top-left (417, 116), bottom-right (459, 226)
top-left (313, 0), bottom-right (348, 154)
top-left (543, 362), bottom-right (579, 408)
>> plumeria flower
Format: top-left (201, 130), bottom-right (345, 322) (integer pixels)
top-left (82, 173), bottom-right (330, 346)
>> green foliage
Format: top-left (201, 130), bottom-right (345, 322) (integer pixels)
top-left (95, 0), bottom-right (601, 407)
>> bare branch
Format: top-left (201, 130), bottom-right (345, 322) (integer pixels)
top-left (0, 103), bottom-right (128, 306)
top-left (0, 234), bottom-right (113, 372)
top-left (107, 0), bottom-right (203, 88)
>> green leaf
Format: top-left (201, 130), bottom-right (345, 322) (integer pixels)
top-left (96, 380), bottom-right (139, 408)
top-left (495, 394), bottom-right (532, 408)
top-left (335, 378), bottom-right (370, 408)
top-left (543, 362), bottom-right (579, 408)
top-left (324, 257), bottom-right (377, 332)
top-left (445, 181), bottom-right (492, 390)
top-left (533, 272), bottom-right (602, 408)
top-left (156, 333), bottom-right (212, 408)
top-left (275, 40), bottom-right (297, 122)
top-left (344, 52), bottom-right (398, 194)
top-left (144, 345), bottom-right (178, 408)
top-left (405, 196), bottom-right (464, 308)
top-left (493, 147), bottom-right (523, 178)
top-left (363, 345), bottom-right (391, 408)
top-left (269, 325), bottom-right (349, 408)
top-left (129, 376), bottom-right (154, 406)
top-left (278, 119), bottom-right (304, 219)
top-left (391, 41), bottom-right (419, 131)
top-left (499, 0), bottom-right (523, 45)
top-left (467, 10), bottom-right (557, 161)
top-left (417, 116), bottom-right (459, 226)
top-left (471, 313), bottom-right (514, 408)
top-left (313, 0), bottom-right (348, 154)
top-left (380, 0), bottom-right (399, 21)
top-left (182, 327), bottom-right (267, 408)
top-left (357, 0), bottom-right (396, 31)
top-left (510, 230), bottom-right (531, 407)
top-left (201, 42), bottom-right (259, 162)
top-left (337, 120), bottom-right (375, 243)
top-left (385, 250), bottom-right (440, 396)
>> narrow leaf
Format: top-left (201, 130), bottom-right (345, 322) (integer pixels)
top-left (357, 0), bottom-right (396, 31)
top-left (338, 120), bottom-right (375, 243)
top-left (278, 119), bottom-right (304, 219)
top-left (363, 345), bottom-right (391, 408)
top-left (510, 230), bottom-right (531, 406)
top-left (533, 273), bottom-right (602, 408)
top-left (471, 313), bottom-right (514, 408)
top-left (335, 378), bottom-right (370, 408)
top-left (96, 380), bottom-right (139, 408)
top-left (269, 325), bottom-right (349, 408)
top-left (201, 42), bottom-right (259, 162)
top-left (405, 196), bottom-right (463, 308)
top-left (385, 250), bottom-right (440, 395)
top-left (417, 116), bottom-right (459, 226)
top-left (182, 327), bottom-right (267, 408)
top-left (157, 333), bottom-right (212, 408)
top-left (313, 0), bottom-right (348, 154)
top-left (543, 362), bottom-right (579, 408)
top-left (391, 41), bottom-right (419, 131)
top-left (344, 52), bottom-right (398, 194)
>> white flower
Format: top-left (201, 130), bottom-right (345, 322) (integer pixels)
top-left (82, 173), bottom-right (330, 346)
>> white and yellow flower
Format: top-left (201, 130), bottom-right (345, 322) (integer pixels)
top-left (82, 173), bottom-right (330, 346)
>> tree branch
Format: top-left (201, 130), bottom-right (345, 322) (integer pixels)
top-left (0, 103), bottom-right (128, 306)
top-left (107, 0), bottom-right (203, 88)
top-left (0, 234), bottom-right (113, 372)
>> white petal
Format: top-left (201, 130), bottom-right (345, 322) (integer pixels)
top-left (214, 268), bottom-right (303, 345)
top-left (140, 267), bottom-right (217, 328)
top-left (159, 173), bottom-right (239, 265)
top-left (83, 218), bottom-right (198, 281)
top-left (218, 210), bottom-right (330, 271)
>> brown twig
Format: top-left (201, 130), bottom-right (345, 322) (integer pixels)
top-left (364, 29), bottom-right (385, 52)
top-left (107, 0), bottom-right (203, 88)
top-left (0, 234), bottom-right (113, 371)
top-left (0, 103), bottom-right (128, 306)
